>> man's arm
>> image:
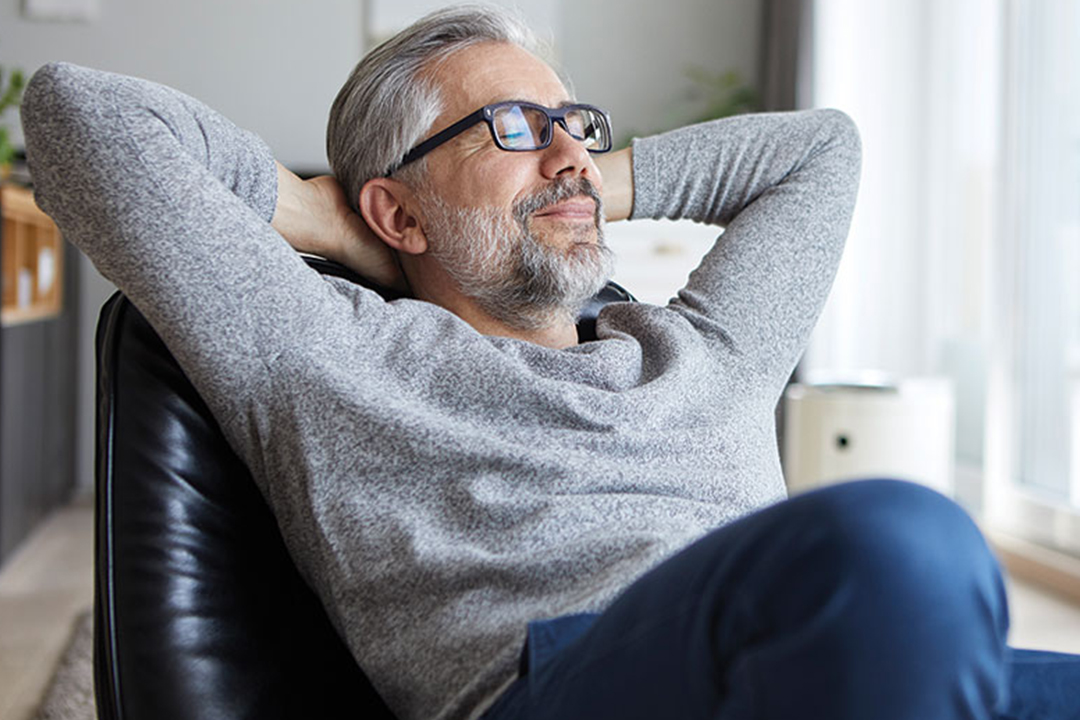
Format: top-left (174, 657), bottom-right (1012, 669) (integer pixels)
top-left (594, 147), bottom-right (633, 222)
top-left (21, 63), bottom-right (384, 436)
top-left (628, 110), bottom-right (861, 396)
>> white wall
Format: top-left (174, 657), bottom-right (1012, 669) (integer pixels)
top-left (2, 0), bottom-right (363, 168)
top-left (367, 0), bottom-right (560, 50)
top-left (1, 0), bottom-right (761, 491)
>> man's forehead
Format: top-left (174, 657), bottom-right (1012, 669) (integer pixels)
top-left (431, 42), bottom-right (572, 114)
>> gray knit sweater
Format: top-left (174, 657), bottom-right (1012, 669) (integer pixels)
top-left (22, 62), bottom-right (860, 720)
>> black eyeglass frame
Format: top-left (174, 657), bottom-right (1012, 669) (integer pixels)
top-left (389, 101), bottom-right (613, 175)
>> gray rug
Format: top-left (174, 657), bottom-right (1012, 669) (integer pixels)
top-left (33, 610), bottom-right (95, 720)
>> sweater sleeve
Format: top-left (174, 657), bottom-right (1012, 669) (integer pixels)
top-left (21, 62), bottom-right (363, 430)
top-left (629, 110), bottom-right (861, 394)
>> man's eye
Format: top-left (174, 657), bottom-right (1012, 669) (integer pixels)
top-left (500, 131), bottom-right (532, 148)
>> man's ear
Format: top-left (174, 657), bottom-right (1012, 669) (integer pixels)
top-left (358, 178), bottom-right (428, 255)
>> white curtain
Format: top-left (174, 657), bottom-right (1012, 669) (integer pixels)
top-left (802, 0), bottom-right (1001, 472)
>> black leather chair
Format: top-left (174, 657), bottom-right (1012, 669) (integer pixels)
top-left (93, 257), bottom-right (633, 720)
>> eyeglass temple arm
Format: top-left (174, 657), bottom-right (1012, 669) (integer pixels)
top-left (391, 108), bottom-right (488, 174)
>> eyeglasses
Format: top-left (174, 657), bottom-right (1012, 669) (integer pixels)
top-left (391, 101), bottom-right (613, 173)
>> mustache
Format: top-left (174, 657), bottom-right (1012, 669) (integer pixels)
top-left (513, 177), bottom-right (604, 227)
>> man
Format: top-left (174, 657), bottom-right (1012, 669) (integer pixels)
top-left (20, 5), bottom-right (1080, 720)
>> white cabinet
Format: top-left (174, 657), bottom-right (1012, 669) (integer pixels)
top-left (782, 378), bottom-right (956, 496)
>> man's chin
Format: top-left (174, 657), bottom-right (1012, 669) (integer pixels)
top-left (527, 222), bottom-right (603, 252)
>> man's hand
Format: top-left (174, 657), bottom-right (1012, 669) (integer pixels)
top-left (272, 163), bottom-right (407, 291)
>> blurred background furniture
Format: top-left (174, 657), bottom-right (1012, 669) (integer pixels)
top-left (0, 182), bottom-right (76, 564)
top-left (2, 184), bottom-right (62, 325)
top-left (782, 377), bottom-right (956, 495)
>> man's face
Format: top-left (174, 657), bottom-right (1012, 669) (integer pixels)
top-left (420, 175), bottom-right (613, 330)
top-left (412, 42), bottom-right (612, 328)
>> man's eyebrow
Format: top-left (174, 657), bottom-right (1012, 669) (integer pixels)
top-left (495, 98), bottom-right (578, 108)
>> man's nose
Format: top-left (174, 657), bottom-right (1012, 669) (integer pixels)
top-left (538, 123), bottom-right (594, 180)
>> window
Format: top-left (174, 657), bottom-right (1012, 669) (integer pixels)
top-left (1005, 0), bottom-right (1080, 506)
top-left (988, 0), bottom-right (1080, 549)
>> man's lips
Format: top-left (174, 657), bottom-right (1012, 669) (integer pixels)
top-left (532, 198), bottom-right (597, 221)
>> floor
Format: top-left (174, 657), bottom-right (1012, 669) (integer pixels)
top-left (0, 494), bottom-right (93, 720)
top-left (1, 499), bottom-right (1080, 720)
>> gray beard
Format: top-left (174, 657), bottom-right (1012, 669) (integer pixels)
top-left (421, 178), bottom-right (615, 331)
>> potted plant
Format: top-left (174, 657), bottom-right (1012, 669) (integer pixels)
top-left (616, 67), bottom-right (757, 150)
top-left (683, 67), bottom-right (758, 124)
top-left (0, 65), bottom-right (26, 180)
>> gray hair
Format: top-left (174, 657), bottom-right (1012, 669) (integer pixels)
top-left (326, 4), bottom-right (539, 210)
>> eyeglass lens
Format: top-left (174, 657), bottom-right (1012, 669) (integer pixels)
top-left (491, 105), bottom-right (608, 152)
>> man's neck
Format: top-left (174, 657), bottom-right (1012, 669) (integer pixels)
top-left (455, 304), bottom-right (579, 349)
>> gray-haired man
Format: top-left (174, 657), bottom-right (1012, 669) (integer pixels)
top-left (21, 5), bottom-right (1078, 720)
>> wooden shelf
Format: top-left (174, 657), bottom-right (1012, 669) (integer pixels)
top-left (1, 184), bottom-right (64, 326)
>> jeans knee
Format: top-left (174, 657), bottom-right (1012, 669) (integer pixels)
top-left (803, 480), bottom-right (1007, 624)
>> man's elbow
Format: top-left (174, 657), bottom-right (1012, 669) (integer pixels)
top-left (818, 108), bottom-right (862, 165)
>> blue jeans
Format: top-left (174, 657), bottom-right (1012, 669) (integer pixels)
top-left (481, 480), bottom-right (1080, 720)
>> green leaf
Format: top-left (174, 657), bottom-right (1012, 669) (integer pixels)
top-left (0, 67), bottom-right (26, 113)
top-left (0, 125), bottom-right (14, 168)
top-left (682, 65), bottom-right (759, 125)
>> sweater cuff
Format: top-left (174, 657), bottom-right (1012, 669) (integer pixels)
top-left (237, 129), bottom-right (279, 223)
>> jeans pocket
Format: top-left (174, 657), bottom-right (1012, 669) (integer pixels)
top-left (524, 612), bottom-right (599, 679)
